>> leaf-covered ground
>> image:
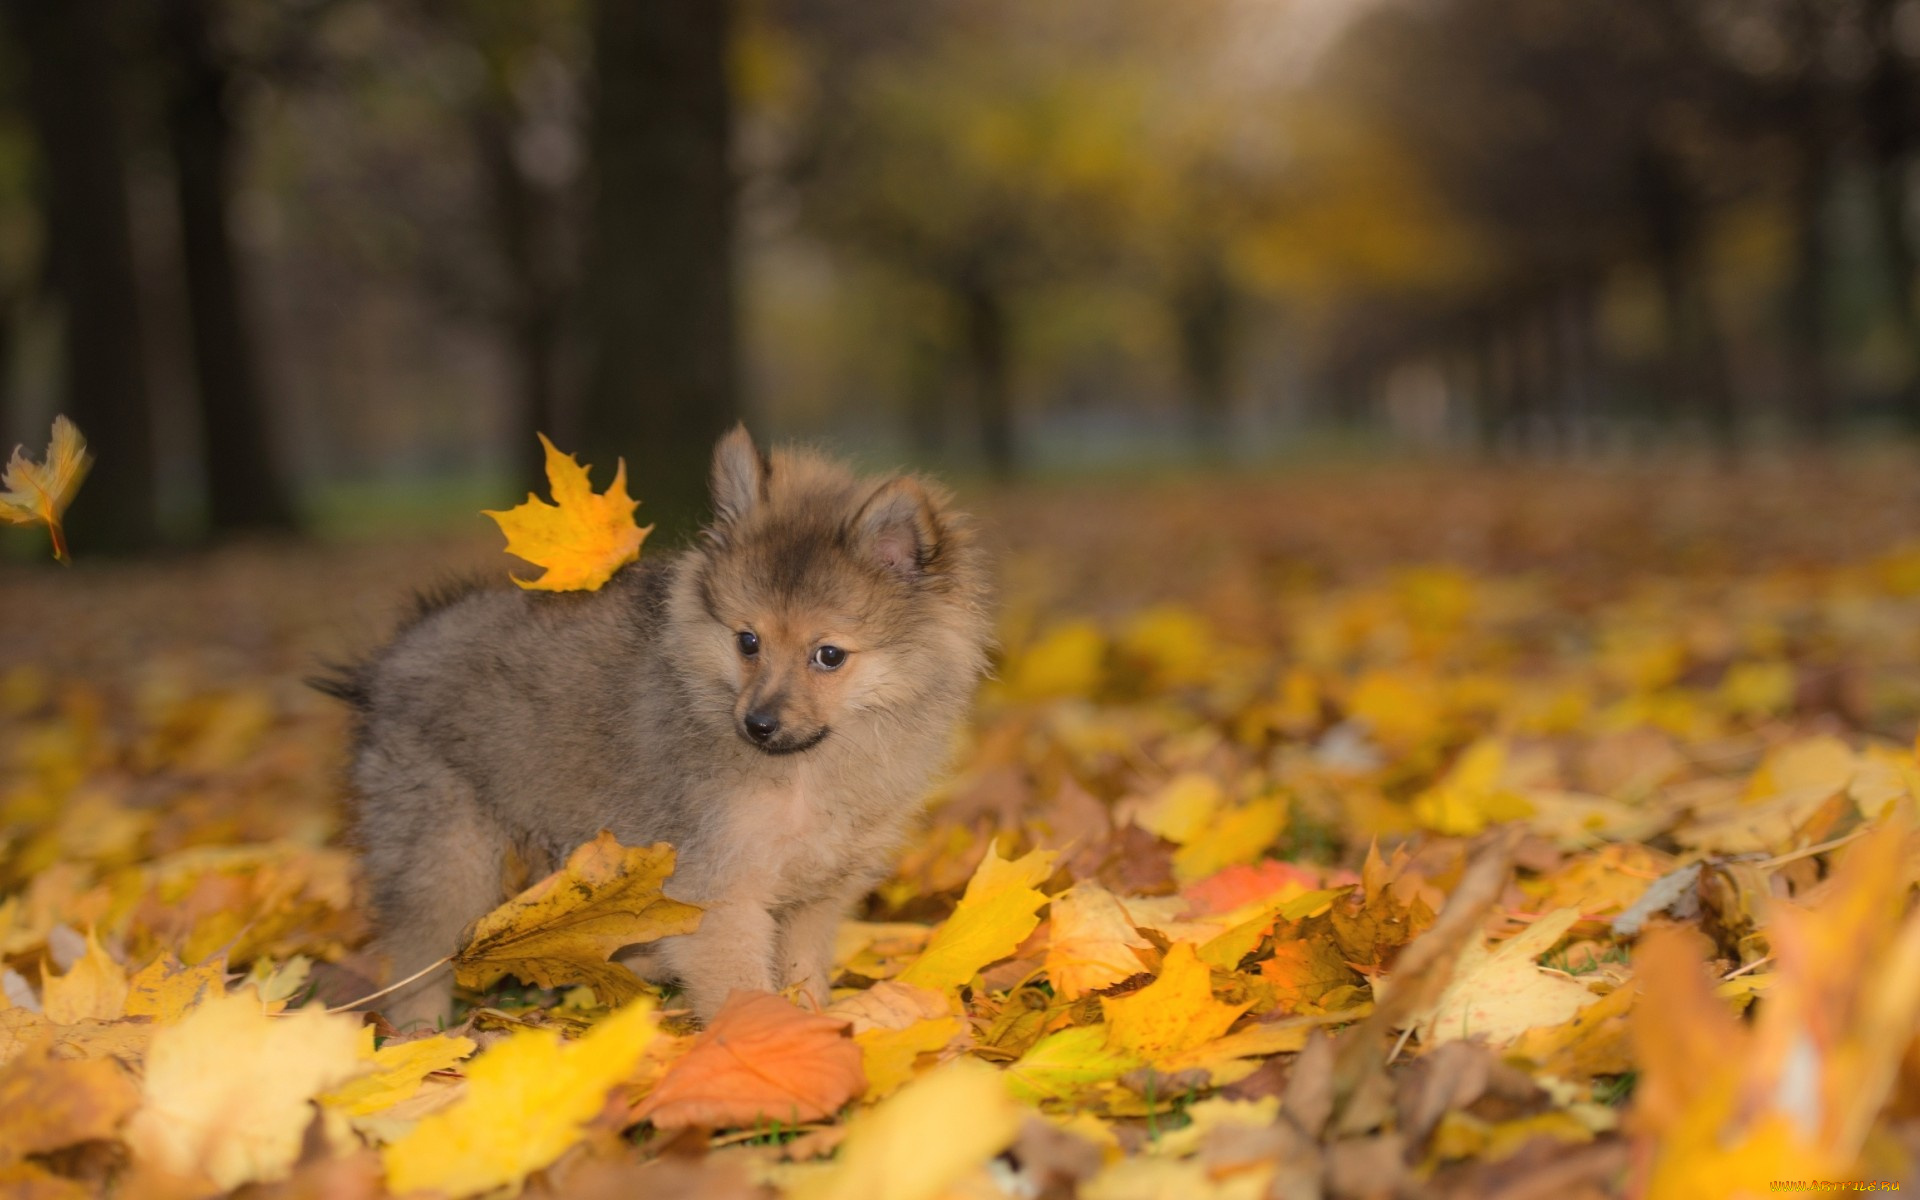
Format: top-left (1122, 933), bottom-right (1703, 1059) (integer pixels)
top-left (8, 457), bottom-right (1920, 1198)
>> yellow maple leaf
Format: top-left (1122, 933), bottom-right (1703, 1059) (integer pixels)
top-left (789, 1058), bottom-right (1025, 1200)
top-left (1045, 882), bottom-right (1151, 999)
top-left (319, 1027), bottom-right (476, 1118)
top-left (1103, 941), bottom-right (1251, 1067)
top-left (855, 1015), bottom-right (963, 1100)
top-left (0, 416), bottom-right (91, 563)
top-left (383, 997), bottom-right (659, 1197)
top-left (123, 989), bottom-right (366, 1190)
top-left (481, 433), bottom-right (652, 592)
top-left (896, 845), bottom-right (1057, 993)
top-left (453, 831), bottom-right (703, 1004)
top-left (40, 930), bottom-right (127, 1024)
top-left (123, 952), bottom-right (226, 1024)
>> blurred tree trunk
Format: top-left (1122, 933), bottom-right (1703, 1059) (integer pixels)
top-left (1174, 247), bottom-right (1234, 456)
top-left (957, 271), bottom-right (1014, 479)
top-left (902, 331), bottom-right (948, 460)
top-left (471, 102), bottom-right (566, 491)
top-left (163, 0), bottom-right (298, 535)
top-left (1786, 135), bottom-right (1835, 443)
top-left (1863, 0), bottom-right (1920, 430)
top-left (7, 0), bottom-right (161, 550)
top-left (1638, 145), bottom-right (1738, 453)
top-left (580, 0), bottom-right (738, 538)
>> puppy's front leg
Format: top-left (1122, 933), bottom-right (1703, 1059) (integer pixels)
top-left (658, 898), bottom-right (778, 1022)
top-left (779, 884), bottom-right (866, 1009)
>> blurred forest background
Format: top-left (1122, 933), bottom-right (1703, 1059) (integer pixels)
top-left (6, 0), bottom-right (1920, 549)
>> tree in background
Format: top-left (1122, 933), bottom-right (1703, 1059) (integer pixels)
top-left (579, 0), bottom-right (737, 537)
top-left (5, 0), bottom-right (160, 550)
top-left (162, 0), bottom-right (299, 533)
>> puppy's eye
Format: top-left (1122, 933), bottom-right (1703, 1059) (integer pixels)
top-left (736, 631), bottom-right (760, 657)
top-left (812, 645), bottom-right (846, 670)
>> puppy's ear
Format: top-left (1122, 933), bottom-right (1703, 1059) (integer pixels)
top-left (710, 423), bottom-right (769, 526)
top-left (853, 477), bottom-right (939, 578)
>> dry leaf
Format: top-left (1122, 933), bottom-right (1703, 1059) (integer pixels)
top-left (482, 433), bottom-right (651, 591)
top-left (452, 831), bottom-right (702, 1003)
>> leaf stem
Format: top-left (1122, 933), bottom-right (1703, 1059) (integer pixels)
top-left (324, 955), bottom-right (454, 1014)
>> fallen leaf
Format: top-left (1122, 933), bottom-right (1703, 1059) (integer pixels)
top-left (319, 1027), bottom-right (476, 1118)
top-left (40, 930), bottom-right (127, 1023)
top-left (0, 1041), bottom-right (138, 1162)
top-left (1045, 883), bottom-right (1152, 999)
top-left (1415, 908), bottom-right (1594, 1047)
top-left (382, 996), bottom-right (658, 1196)
top-left (1104, 942), bottom-right (1252, 1067)
top-left (1005, 1025), bottom-right (1142, 1103)
top-left (636, 990), bottom-right (865, 1128)
top-left (856, 1014), bottom-right (963, 1099)
top-left (896, 845), bottom-right (1057, 992)
top-left (452, 831), bottom-right (702, 1004)
top-left (123, 989), bottom-right (366, 1190)
top-left (788, 1058), bottom-right (1025, 1200)
top-left (481, 433), bottom-right (652, 591)
top-left (0, 415), bottom-right (91, 562)
top-left (124, 952), bottom-right (227, 1024)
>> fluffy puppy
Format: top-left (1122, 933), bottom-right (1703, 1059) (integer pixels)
top-left (325, 427), bottom-right (991, 1024)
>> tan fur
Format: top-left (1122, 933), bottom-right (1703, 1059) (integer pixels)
top-left (332, 427), bottom-right (991, 1025)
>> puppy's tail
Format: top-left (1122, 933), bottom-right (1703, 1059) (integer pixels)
top-left (307, 658), bottom-right (370, 710)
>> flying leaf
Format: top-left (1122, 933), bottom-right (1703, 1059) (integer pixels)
top-left (383, 997), bottom-right (659, 1197)
top-left (123, 989), bottom-right (366, 1190)
top-left (452, 831), bottom-right (703, 1004)
top-left (1044, 882), bottom-right (1151, 999)
top-left (635, 990), bottom-right (865, 1128)
top-left (482, 433), bottom-right (652, 591)
top-left (788, 1058), bottom-right (1025, 1200)
top-left (0, 416), bottom-right (91, 562)
top-left (1103, 941), bottom-right (1251, 1067)
top-left (896, 845), bottom-right (1057, 993)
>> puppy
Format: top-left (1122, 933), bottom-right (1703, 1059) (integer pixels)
top-left (323, 426), bottom-right (991, 1024)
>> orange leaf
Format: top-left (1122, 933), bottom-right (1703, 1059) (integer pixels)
top-left (635, 991), bottom-right (865, 1129)
top-left (481, 434), bottom-right (652, 592)
top-left (1260, 936), bottom-right (1362, 1015)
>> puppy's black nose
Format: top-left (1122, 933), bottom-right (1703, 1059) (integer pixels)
top-left (744, 711), bottom-right (780, 743)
